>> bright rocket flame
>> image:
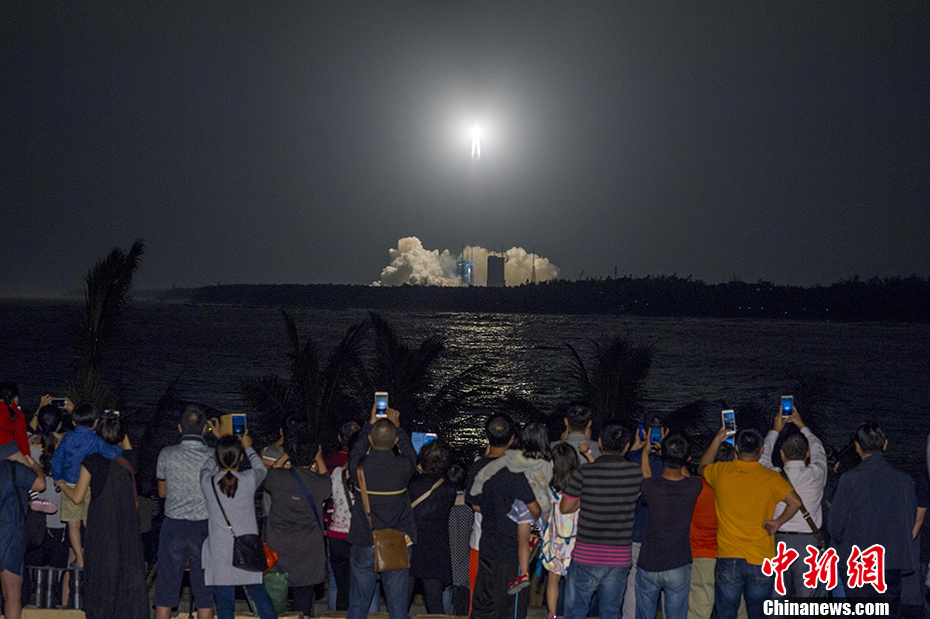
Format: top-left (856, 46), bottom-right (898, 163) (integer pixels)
top-left (471, 124), bottom-right (481, 160)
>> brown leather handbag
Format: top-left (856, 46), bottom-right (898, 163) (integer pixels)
top-left (357, 462), bottom-right (410, 572)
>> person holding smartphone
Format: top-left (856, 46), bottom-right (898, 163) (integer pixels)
top-left (758, 404), bottom-right (827, 599)
top-left (346, 403), bottom-right (417, 619)
top-left (698, 427), bottom-right (802, 619)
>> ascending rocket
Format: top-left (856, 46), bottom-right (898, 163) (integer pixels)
top-left (471, 124), bottom-right (481, 160)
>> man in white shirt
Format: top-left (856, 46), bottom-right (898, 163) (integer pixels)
top-left (759, 405), bottom-right (827, 598)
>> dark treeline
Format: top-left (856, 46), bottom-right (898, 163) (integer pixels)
top-left (159, 274), bottom-right (930, 322)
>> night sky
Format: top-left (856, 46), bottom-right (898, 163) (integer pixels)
top-left (3, 2), bottom-right (928, 296)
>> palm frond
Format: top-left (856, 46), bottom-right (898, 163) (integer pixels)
top-left (240, 375), bottom-right (294, 419)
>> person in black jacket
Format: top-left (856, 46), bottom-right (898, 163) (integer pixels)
top-left (347, 406), bottom-right (417, 619)
top-left (408, 440), bottom-right (457, 614)
top-left (829, 422), bottom-right (918, 619)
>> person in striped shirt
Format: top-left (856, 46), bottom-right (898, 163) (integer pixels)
top-left (560, 424), bottom-right (643, 619)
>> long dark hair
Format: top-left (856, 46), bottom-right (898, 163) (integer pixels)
top-left (520, 422), bottom-right (552, 461)
top-left (550, 442), bottom-right (580, 493)
top-left (37, 405), bottom-right (63, 476)
top-left (0, 381), bottom-right (19, 422)
top-left (215, 436), bottom-right (244, 498)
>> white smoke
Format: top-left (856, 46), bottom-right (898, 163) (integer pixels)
top-left (373, 237), bottom-right (560, 287)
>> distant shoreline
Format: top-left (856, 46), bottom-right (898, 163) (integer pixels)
top-left (147, 276), bottom-right (930, 323)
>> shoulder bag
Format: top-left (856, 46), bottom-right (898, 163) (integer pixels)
top-left (357, 462), bottom-right (410, 572)
top-left (211, 477), bottom-right (268, 572)
top-left (778, 468), bottom-right (827, 552)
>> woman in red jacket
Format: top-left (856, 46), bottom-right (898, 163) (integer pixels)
top-left (0, 382), bottom-right (29, 456)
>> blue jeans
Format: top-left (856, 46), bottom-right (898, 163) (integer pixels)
top-left (714, 559), bottom-right (773, 619)
top-left (635, 565), bottom-right (690, 619)
top-left (214, 584), bottom-right (277, 619)
top-left (565, 562), bottom-right (630, 619)
top-left (348, 544), bottom-right (409, 619)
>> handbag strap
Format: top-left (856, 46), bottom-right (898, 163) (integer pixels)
top-left (290, 468), bottom-right (325, 533)
top-left (778, 468), bottom-right (825, 542)
top-left (211, 475), bottom-right (237, 537)
top-left (411, 478), bottom-right (444, 509)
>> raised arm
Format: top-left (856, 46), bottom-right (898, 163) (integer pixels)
top-left (793, 409), bottom-right (826, 483)
top-left (699, 427), bottom-right (732, 477)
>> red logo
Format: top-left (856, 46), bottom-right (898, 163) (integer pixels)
top-left (762, 541), bottom-right (800, 596)
top-left (846, 544), bottom-right (887, 594)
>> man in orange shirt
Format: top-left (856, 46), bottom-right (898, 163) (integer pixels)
top-left (699, 427), bottom-right (801, 619)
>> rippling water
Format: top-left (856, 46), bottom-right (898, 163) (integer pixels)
top-left (2, 301), bottom-right (928, 473)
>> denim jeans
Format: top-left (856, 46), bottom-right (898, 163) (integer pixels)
top-left (348, 544), bottom-right (409, 619)
top-left (214, 584), bottom-right (277, 619)
top-left (565, 562), bottom-right (631, 619)
top-left (714, 559), bottom-right (773, 619)
top-left (635, 565), bottom-right (690, 619)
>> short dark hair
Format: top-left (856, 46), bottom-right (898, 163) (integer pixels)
top-left (72, 402), bottom-right (101, 428)
top-left (715, 441), bottom-right (736, 462)
top-left (96, 415), bottom-right (124, 446)
top-left (418, 440), bottom-right (451, 476)
top-left (600, 424), bottom-right (631, 454)
top-left (446, 463), bottom-right (467, 491)
top-left (340, 421), bottom-right (361, 447)
top-left (781, 432), bottom-right (809, 461)
top-left (485, 413), bottom-right (515, 448)
top-left (660, 433), bottom-right (690, 468)
top-left (565, 403), bottom-right (593, 432)
top-left (180, 404), bottom-right (207, 435)
top-left (370, 419), bottom-right (397, 449)
top-left (855, 422), bottom-right (886, 455)
top-left (286, 437), bottom-right (320, 468)
top-left (736, 427), bottom-right (764, 456)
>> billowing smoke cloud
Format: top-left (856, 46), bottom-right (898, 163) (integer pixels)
top-left (373, 237), bottom-right (559, 287)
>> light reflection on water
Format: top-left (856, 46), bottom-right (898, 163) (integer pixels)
top-left (1, 302), bottom-right (929, 473)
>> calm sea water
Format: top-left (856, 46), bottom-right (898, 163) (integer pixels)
top-left (1, 301), bottom-right (928, 474)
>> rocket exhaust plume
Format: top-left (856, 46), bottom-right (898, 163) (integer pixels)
top-left (373, 237), bottom-right (559, 287)
top-left (471, 124), bottom-right (481, 160)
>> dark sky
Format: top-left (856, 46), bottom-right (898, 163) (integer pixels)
top-left (3, 2), bottom-right (928, 295)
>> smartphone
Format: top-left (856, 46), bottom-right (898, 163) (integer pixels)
top-left (103, 409), bottom-right (120, 417)
top-left (781, 395), bottom-right (794, 417)
top-left (410, 431), bottom-right (438, 454)
top-left (231, 414), bottom-right (246, 436)
top-left (722, 409), bottom-right (736, 445)
top-left (650, 427), bottom-right (662, 445)
top-left (51, 398), bottom-right (67, 408)
top-left (637, 423), bottom-right (645, 441)
top-left (374, 391), bottom-right (389, 417)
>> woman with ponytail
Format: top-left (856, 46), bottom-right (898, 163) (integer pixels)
top-left (0, 382), bottom-right (30, 456)
top-left (201, 432), bottom-right (277, 619)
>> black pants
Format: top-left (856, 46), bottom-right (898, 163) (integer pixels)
top-left (329, 537), bottom-right (352, 611)
top-left (843, 567), bottom-right (904, 619)
top-left (408, 576), bottom-right (447, 614)
top-left (470, 553), bottom-right (528, 619)
top-left (294, 585), bottom-right (315, 617)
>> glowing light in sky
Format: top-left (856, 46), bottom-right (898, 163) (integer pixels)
top-left (471, 124), bottom-right (481, 160)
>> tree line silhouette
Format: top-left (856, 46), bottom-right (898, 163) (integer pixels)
top-left (160, 274), bottom-right (930, 322)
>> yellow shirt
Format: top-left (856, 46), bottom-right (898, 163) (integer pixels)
top-left (703, 460), bottom-right (793, 565)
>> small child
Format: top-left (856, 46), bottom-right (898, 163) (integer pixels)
top-left (468, 422), bottom-right (554, 594)
top-left (540, 442), bottom-right (586, 619)
top-left (50, 403), bottom-right (123, 568)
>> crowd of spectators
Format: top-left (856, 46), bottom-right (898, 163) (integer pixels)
top-left (0, 381), bottom-right (928, 619)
